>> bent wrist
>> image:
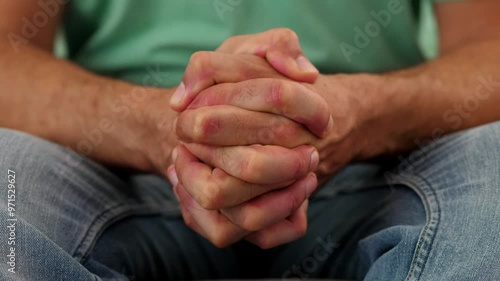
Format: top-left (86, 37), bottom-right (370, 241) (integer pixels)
top-left (319, 73), bottom-right (422, 161)
top-left (91, 82), bottom-right (178, 173)
top-left (350, 73), bottom-right (424, 159)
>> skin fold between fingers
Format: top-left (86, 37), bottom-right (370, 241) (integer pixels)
top-left (219, 173), bottom-right (316, 232)
top-left (244, 199), bottom-right (309, 249)
top-left (186, 79), bottom-right (331, 137)
top-left (176, 105), bottom-right (316, 147)
top-left (183, 143), bottom-right (318, 184)
top-left (175, 180), bottom-right (251, 248)
top-left (173, 145), bottom-right (298, 209)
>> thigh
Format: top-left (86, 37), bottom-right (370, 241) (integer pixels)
top-left (0, 129), bottom-right (240, 280)
top-left (383, 121), bottom-right (500, 281)
top-left (263, 175), bottom-right (426, 280)
top-left (270, 121), bottom-right (500, 281)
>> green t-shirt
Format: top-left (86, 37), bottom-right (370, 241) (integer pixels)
top-left (60, 0), bottom-right (442, 88)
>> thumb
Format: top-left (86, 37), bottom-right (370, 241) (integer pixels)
top-left (243, 28), bottom-right (319, 83)
top-left (266, 48), bottom-right (319, 83)
top-left (218, 28), bottom-right (319, 83)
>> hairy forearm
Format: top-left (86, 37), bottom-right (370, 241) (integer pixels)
top-left (345, 39), bottom-right (500, 159)
top-left (0, 41), bottom-right (177, 171)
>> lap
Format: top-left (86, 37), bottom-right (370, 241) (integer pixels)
top-left (274, 121), bottom-right (500, 281)
top-left (2, 120), bottom-right (500, 280)
top-left (265, 183), bottom-right (426, 280)
top-left (0, 128), bottom-right (177, 250)
top-left (384, 121), bottom-right (500, 281)
top-left (0, 129), bottom-right (235, 280)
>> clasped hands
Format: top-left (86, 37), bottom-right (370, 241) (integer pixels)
top-left (166, 29), bottom-right (338, 249)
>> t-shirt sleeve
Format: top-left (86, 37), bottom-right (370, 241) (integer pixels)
top-left (417, 0), bottom-right (463, 60)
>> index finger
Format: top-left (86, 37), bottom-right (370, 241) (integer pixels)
top-left (188, 79), bottom-right (333, 138)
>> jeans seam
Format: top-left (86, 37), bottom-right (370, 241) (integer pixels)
top-left (389, 174), bottom-right (441, 281)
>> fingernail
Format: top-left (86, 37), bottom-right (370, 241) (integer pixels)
top-left (172, 147), bottom-right (178, 162)
top-left (173, 184), bottom-right (181, 201)
top-left (325, 116), bottom-right (334, 136)
top-left (302, 199), bottom-right (309, 211)
top-left (296, 55), bottom-right (318, 73)
top-left (173, 117), bottom-right (178, 132)
top-left (305, 174), bottom-right (317, 196)
top-left (309, 150), bottom-right (319, 171)
top-left (170, 82), bottom-right (186, 107)
top-left (167, 166), bottom-right (179, 187)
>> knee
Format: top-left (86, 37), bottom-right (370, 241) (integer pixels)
top-left (397, 122), bottom-right (500, 195)
top-left (458, 121), bottom-right (500, 153)
top-left (0, 128), bottom-right (54, 158)
top-left (0, 129), bottom-right (86, 217)
top-left (432, 122), bottom-right (500, 200)
top-left (420, 121), bottom-right (499, 160)
top-left (0, 128), bottom-right (41, 156)
top-left (416, 122), bottom-right (500, 172)
top-left (460, 123), bottom-right (500, 204)
top-left (450, 122), bottom-right (500, 176)
top-left (0, 128), bottom-right (78, 174)
top-left (0, 130), bottom-right (98, 250)
top-left (448, 121), bottom-right (499, 171)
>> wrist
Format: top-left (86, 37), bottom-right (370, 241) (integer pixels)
top-left (97, 82), bottom-right (178, 173)
top-left (344, 73), bottom-right (423, 159)
top-left (142, 88), bottom-right (180, 174)
top-left (317, 73), bottom-right (422, 161)
top-left (310, 74), bottom-right (378, 178)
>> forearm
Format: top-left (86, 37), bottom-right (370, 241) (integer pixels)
top-left (341, 39), bottom-right (500, 159)
top-left (0, 41), bottom-right (177, 172)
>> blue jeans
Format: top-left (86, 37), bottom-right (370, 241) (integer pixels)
top-left (1, 122), bottom-right (499, 281)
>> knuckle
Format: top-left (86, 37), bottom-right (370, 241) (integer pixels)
top-left (294, 161), bottom-right (307, 178)
top-left (189, 51), bottom-right (211, 65)
top-left (238, 149), bottom-right (261, 181)
top-left (210, 237), bottom-right (229, 248)
top-left (266, 79), bottom-right (290, 109)
top-left (314, 99), bottom-right (331, 133)
top-left (293, 217), bottom-right (308, 238)
top-left (198, 182), bottom-right (224, 210)
top-left (209, 229), bottom-right (234, 248)
top-left (175, 114), bottom-right (190, 140)
top-left (257, 127), bottom-right (275, 144)
top-left (287, 152), bottom-right (308, 178)
top-left (274, 28), bottom-right (299, 43)
top-left (317, 161), bottom-right (340, 177)
top-left (272, 118), bottom-right (301, 144)
top-left (222, 36), bottom-right (248, 53)
top-left (287, 188), bottom-right (307, 215)
top-left (222, 35), bottom-right (242, 47)
top-left (192, 112), bottom-right (220, 141)
top-left (239, 206), bottom-right (266, 232)
top-left (252, 235), bottom-right (274, 250)
top-left (297, 153), bottom-right (311, 175)
top-left (188, 51), bottom-right (212, 73)
top-left (252, 232), bottom-right (280, 250)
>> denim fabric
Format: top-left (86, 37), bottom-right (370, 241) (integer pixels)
top-left (0, 121), bottom-right (499, 280)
